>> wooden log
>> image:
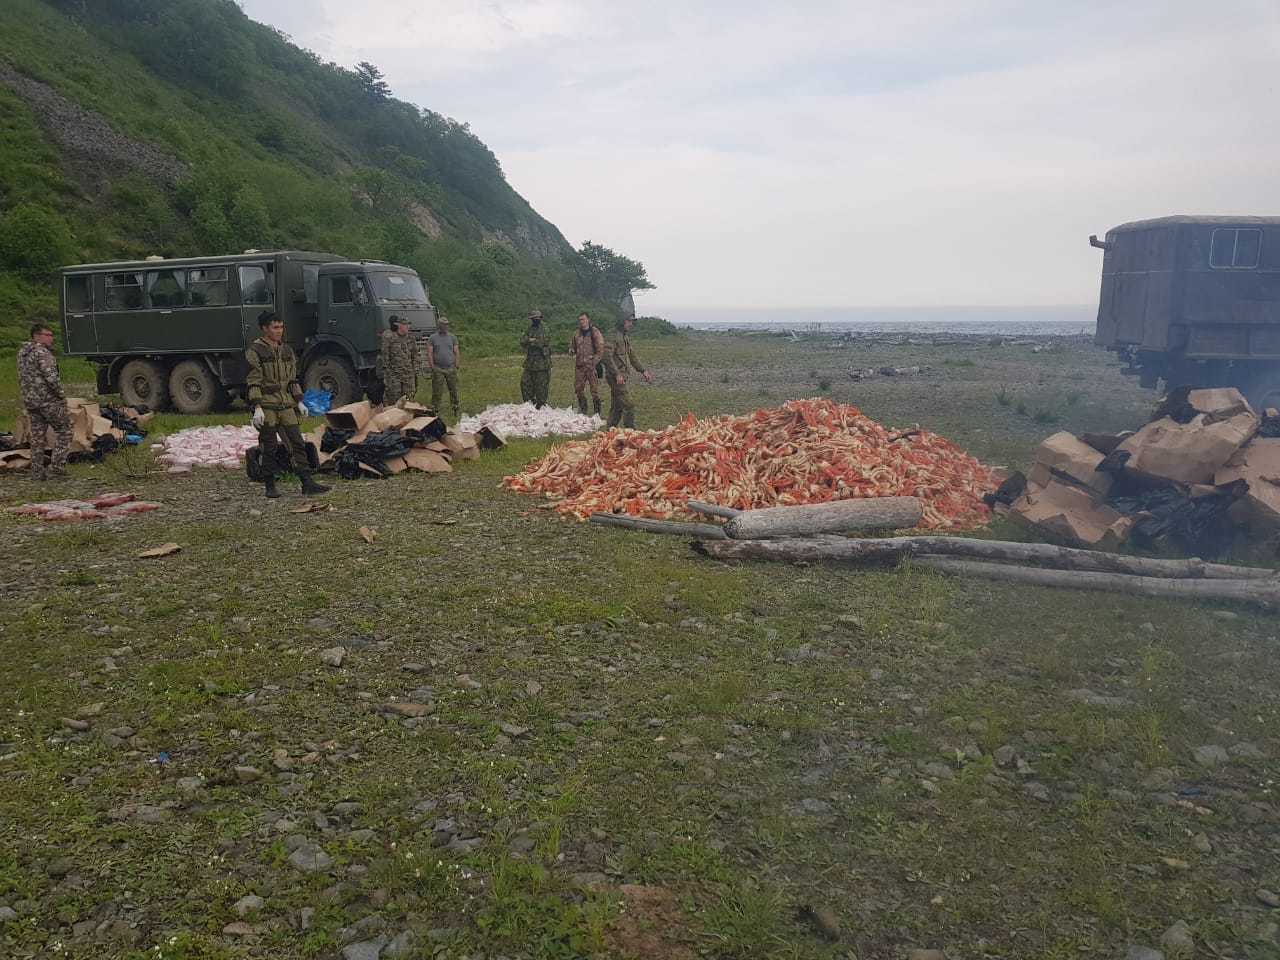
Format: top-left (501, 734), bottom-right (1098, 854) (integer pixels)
top-left (723, 497), bottom-right (923, 539)
top-left (693, 535), bottom-right (1276, 581)
top-left (915, 558), bottom-right (1280, 610)
top-left (589, 513), bottom-right (728, 539)
top-left (686, 500), bottom-right (741, 519)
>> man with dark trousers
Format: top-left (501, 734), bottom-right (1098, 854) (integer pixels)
top-left (245, 310), bottom-right (330, 499)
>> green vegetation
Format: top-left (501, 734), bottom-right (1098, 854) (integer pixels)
top-left (0, 0), bottom-right (658, 354)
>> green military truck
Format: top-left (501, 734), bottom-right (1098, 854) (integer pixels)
top-left (1091, 216), bottom-right (1280, 410)
top-left (59, 250), bottom-right (437, 412)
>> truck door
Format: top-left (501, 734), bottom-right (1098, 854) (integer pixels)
top-left (237, 263), bottom-right (276, 345)
top-left (325, 274), bottom-right (380, 360)
top-left (62, 274), bottom-right (96, 353)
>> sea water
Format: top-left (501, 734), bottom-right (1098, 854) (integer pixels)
top-left (652, 305), bottom-right (1095, 337)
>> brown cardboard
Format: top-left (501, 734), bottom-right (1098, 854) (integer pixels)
top-left (403, 449), bottom-right (452, 473)
top-left (1080, 431), bottom-right (1130, 456)
top-left (325, 400), bottom-right (374, 431)
top-left (395, 399), bottom-right (433, 416)
top-left (0, 449), bottom-right (31, 470)
top-left (441, 432), bottom-right (480, 460)
top-left (1187, 387), bottom-right (1253, 420)
top-left (1031, 431), bottom-right (1112, 496)
top-left (382, 456), bottom-right (409, 475)
top-left (1010, 479), bottom-right (1134, 550)
top-left (366, 407), bottom-right (413, 432)
top-left (476, 425), bottom-right (507, 449)
top-left (1216, 438), bottom-right (1280, 528)
top-left (403, 416), bottom-right (447, 442)
top-left (1117, 411), bottom-right (1259, 485)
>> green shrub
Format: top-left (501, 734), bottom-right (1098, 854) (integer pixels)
top-left (0, 203), bottom-right (73, 276)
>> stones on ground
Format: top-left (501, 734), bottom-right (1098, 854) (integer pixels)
top-left (233, 895), bottom-right (264, 917)
top-left (380, 702), bottom-right (433, 718)
top-left (402, 662), bottom-right (426, 673)
top-left (1023, 781), bottom-right (1051, 803)
top-left (993, 745), bottom-right (1016, 766)
top-left (223, 921), bottom-right (255, 936)
top-left (306, 617), bottom-right (334, 632)
top-left (1125, 946), bottom-right (1164, 960)
top-left (272, 749), bottom-right (293, 771)
top-left (1193, 744), bottom-right (1229, 767)
top-left (384, 930), bottom-right (416, 958)
top-left (77, 702), bottom-right (105, 717)
top-left (1230, 741), bottom-right (1265, 759)
top-left (320, 646), bottom-right (346, 667)
top-left (288, 841), bottom-right (333, 873)
top-left (177, 776), bottom-right (204, 796)
top-left (235, 765), bottom-right (262, 783)
top-left (1258, 888), bottom-right (1280, 908)
top-left (299, 907), bottom-right (315, 930)
top-left (907, 950), bottom-right (947, 960)
top-left (922, 762), bottom-right (954, 781)
top-left (0, 906), bottom-right (16, 922)
top-left (342, 937), bottom-right (388, 960)
top-left (47, 856), bottom-right (74, 878)
top-left (498, 722), bottom-right (529, 737)
top-left (798, 798), bottom-right (832, 814)
top-left (1160, 921), bottom-right (1193, 956)
top-left (525, 680), bottom-right (543, 696)
top-left (61, 717), bottom-right (91, 732)
top-left (920, 780), bottom-right (941, 795)
top-left (1065, 688), bottom-right (1133, 710)
top-left (1191, 833), bottom-right (1212, 854)
top-left (456, 674), bottom-right (482, 690)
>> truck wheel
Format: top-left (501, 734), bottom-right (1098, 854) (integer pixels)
top-left (169, 360), bottom-right (220, 415)
top-left (119, 359), bottom-right (170, 411)
top-left (1244, 373), bottom-right (1280, 415)
top-left (304, 356), bottom-right (358, 407)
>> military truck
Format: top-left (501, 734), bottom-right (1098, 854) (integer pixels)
top-left (1091, 216), bottom-right (1280, 410)
top-left (59, 250), bottom-right (437, 412)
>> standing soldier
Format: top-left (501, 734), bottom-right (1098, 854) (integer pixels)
top-left (426, 315), bottom-right (461, 421)
top-left (246, 310), bottom-right (330, 499)
top-left (601, 316), bottom-right (652, 429)
top-left (17, 323), bottom-right (72, 480)
top-left (379, 315), bottom-right (419, 405)
top-left (569, 311), bottom-right (605, 416)
top-left (519, 310), bottom-right (552, 408)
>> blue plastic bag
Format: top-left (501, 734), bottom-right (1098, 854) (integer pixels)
top-left (302, 389), bottom-right (333, 416)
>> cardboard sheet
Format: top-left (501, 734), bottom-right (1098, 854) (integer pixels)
top-left (325, 400), bottom-right (374, 431)
top-left (1010, 479), bottom-right (1134, 549)
top-left (403, 449), bottom-right (452, 473)
top-left (1030, 431), bottom-right (1112, 496)
top-left (1216, 437), bottom-right (1280, 528)
top-left (1117, 411), bottom-right (1259, 485)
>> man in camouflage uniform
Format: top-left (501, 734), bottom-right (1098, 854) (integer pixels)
top-left (519, 310), bottom-right (552, 408)
top-left (379, 315), bottom-right (419, 404)
top-left (246, 310), bottom-right (330, 499)
top-left (569, 311), bottom-right (605, 415)
top-left (602, 316), bottom-right (652, 429)
top-left (427, 316), bottom-right (461, 421)
top-left (17, 323), bottom-right (71, 480)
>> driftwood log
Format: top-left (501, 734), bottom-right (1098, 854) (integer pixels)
top-left (686, 500), bottom-right (742, 519)
top-left (693, 535), bottom-right (1277, 581)
top-left (723, 497), bottom-right (922, 539)
top-left (589, 513), bottom-right (728, 539)
top-left (916, 558), bottom-right (1280, 610)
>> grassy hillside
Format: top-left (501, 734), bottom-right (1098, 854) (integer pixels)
top-left (0, 0), bottom-right (645, 356)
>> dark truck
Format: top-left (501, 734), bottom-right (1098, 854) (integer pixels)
top-left (59, 250), bottom-right (437, 412)
top-left (1091, 216), bottom-right (1280, 410)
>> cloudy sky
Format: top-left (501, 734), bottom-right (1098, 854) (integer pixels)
top-left (239, 1), bottom-right (1280, 311)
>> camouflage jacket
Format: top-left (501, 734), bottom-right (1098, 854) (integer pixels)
top-left (520, 324), bottom-right (552, 371)
top-left (379, 330), bottom-right (419, 376)
top-left (245, 338), bottom-right (302, 410)
top-left (602, 329), bottom-right (645, 380)
top-left (571, 326), bottom-right (605, 368)
top-left (17, 341), bottom-right (65, 410)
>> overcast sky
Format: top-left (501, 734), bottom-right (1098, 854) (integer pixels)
top-left (238, 0), bottom-right (1280, 311)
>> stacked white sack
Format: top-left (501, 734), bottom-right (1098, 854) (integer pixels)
top-left (154, 425), bottom-right (260, 473)
top-left (458, 403), bottom-right (602, 438)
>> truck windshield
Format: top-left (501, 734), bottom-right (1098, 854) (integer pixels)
top-left (368, 273), bottom-right (428, 304)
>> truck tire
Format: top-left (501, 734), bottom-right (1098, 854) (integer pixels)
top-left (1244, 371), bottom-right (1280, 415)
top-left (304, 355), bottom-right (358, 407)
top-left (169, 360), bottom-right (221, 415)
top-left (119, 359), bottom-right (170, 411)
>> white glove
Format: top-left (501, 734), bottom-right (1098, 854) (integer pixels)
top-left (251, 406), bottom-right (265, 428)
top-left (297, 401), bottom-right (309, 417)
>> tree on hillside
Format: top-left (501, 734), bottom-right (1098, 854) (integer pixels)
top-left (356, 61), bottom-right (390, 102)
top-left (573, 241), bottom-right (654, 307)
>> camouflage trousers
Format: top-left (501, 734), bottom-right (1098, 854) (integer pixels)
top-left (383, 372), bottom-right (417, 405)
top-left (573, 363), bottom-right (601, 410)
top-left (258, 407), bottom-right (310, 476)
top-left (27, 402), bottom-right (71, 478)
top-left (606, 379), bottom-right (635, 430)
top-left (520, 367), bottom-right (550, 407)
top-left (431, 368), bottom-right (460, 419)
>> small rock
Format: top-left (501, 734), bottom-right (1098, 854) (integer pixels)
top-left (233, 895), bottom-right (264, 917)
top-left (799, 904), bottom-right (841, 940)
top-left (1212, 610), bottom-right (1238, 620)
top-left (223, 921), bottom-right (255, 937)
top-left (1259, 888), bottom-right (1280, 909)
top-left (320, 646), bottom-right (346, 667)
top-left (907, 950), bottom-right (947, 960)
top-left (235, 766), bottom-right (262, 783)
top-left (288, 842), bottom-right (333, 873)
top-left (306, 617), bottom-right (334, 632)
top-left (384, 930), bottom-right (416, 958)
top-left (1191, 833), bottom-right (1212, 854)
top-left (342, 937), bottom-right (388, 960)
top-left (525, 680), bottom-right (543, 696)
top-left (456, 674), bottom-right (482, 690)
top-left (1138, 621), bottom-right (1155, 633)
top-left (332, 802), bottom-right (362, 817)
top-left (47, 856), bottom-right (74, 878)
top-left (381, 702), bottom-right (433, 718)
top-left (1160, 921), bottom-right (1193, 956)
top-left (61, 717), bottom-right (91, 732)
top-left (77, 702), bottom-right (106, 717)
top-left (966, 718), bottom-right (988, 734)
top-left (0, 906), bottom-right (16, 922)
top-left (571, 871), bottom-right (609, 890)
top-left (1230, 741), bottom-right (1265, 759)
top-left (993, 745), bottom-right (1016, 766)
top-left (176, 776), bottom-right (205, 796)
top-left (920, 780), bottom-right (941, 795)
top-left (1193, 745), bottom-right (1229, 767)
top-left (923, 762), bottom-right (954, 781)
top-left (1125, 946), bottom-right (1164, 960)
top-left (402, 662), bottom-right (426, 673)
top-left (299, 907), bottom-right (315, 930)
top-left (799, 798), bottom-right (831, 814)
top-left (272, 749), bottom-right (294, 771)
top-left (1024, 782), bottom-right (1051, 803)
top-left (498, 722), bottom-right (529, 737)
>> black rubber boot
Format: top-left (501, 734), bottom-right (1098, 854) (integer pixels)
top-left (300, 471), bottom-right (331, 495)
top-left (578, 398), bottom-right (588, 414)
top-left (623, 411), bottom-right (636, 429)
top-left (264, 475), bottom-right (281, 499)
top-left (593, 398), bottom-right (602, 416)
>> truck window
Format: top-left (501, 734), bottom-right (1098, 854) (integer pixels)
top-left (332, 276), bottom-right (353, 304)
top-left (239, 264), bottom-right (274, 304)
top-left (104, 272), bottom-right (143, 310)
top-left (65, 275), bottom-right (91, 312)
top-left (146, 269), bottom-right (187, 308)
top-left (1211, 228), bottom-right (1262, 269)
top-left (302, 264), bottom-right (319, 303)
top-left (189, 267), bottom-right (229, 306)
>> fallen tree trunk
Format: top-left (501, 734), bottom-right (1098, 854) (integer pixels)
top-left (693, 535), bottom-right (1276, 580)
top-left (686, 500), bottom-right (741, 520)
top-left (723, 497), bottom-right (922, 539)
top-left (916, 558), bottom-right (1280, 610)
top-left (590, 513), bottom-right (728, 539)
